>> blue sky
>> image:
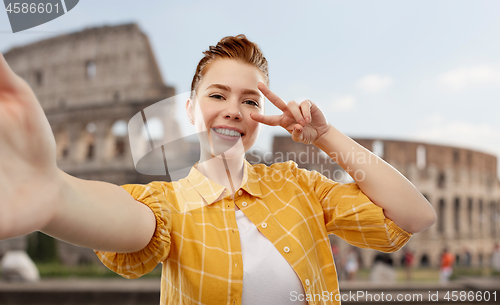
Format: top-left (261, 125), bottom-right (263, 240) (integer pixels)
top-left (1, 0), bottom-right (500, 176)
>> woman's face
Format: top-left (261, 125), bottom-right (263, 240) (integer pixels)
top-left (186, 59), bottom-right (265, 158)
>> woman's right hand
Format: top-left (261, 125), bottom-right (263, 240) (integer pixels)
top-left (0, 52), bottom-right (61, 239)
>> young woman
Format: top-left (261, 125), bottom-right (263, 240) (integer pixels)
top-left (0, 35), bottom-right (436, 305)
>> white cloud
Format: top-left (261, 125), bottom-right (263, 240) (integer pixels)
top-left (417, 113), bottom-right (447, 126)
top-left (329, 95), bottom-right (356, 112)
top-left (436, 65), bottom-right (500, 92)
top-left (413, 121), bottom-right (499, 149)
top-left (356, 74), bottom-right (394, 93)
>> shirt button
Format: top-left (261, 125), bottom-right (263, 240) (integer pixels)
top-left (305, 279), bottom-right (310, 286)
top-left (238, 190), bottom-right (242, 196)
top-left (242, 201), bottom-right (247, 207)
top-left (261, 223), bottom-right (267, 228)
top-left (284, 246), bottom-right (290, 253)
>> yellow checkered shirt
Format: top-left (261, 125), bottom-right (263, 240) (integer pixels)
top-left (95, 160), bottom-right (412, 304)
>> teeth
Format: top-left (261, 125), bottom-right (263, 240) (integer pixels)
top-left (214, 128), bottom-right (241, 137)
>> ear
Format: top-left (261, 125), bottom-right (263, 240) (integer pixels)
top-left (185, 98), bottom-right (194, 124)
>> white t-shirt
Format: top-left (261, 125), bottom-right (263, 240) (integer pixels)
top-left (235, 207), bottom-right (307, 305)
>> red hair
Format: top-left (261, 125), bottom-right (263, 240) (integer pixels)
top-left (190, 34), bottom-right (269, 98)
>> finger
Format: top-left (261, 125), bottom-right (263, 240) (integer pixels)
top-left (291, 124), bottom-right (303, 142)
top-left (257, 82), bottom-right (287, 112)
top-left (300, 100), bottom-right (312, 123)
top-left (250, 113), bottom-right (281, 126)
top-left (287, 100), bottom-right (306, 126)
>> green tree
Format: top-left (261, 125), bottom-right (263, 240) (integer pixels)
top-left (27, 232), bottom-right (59, 263)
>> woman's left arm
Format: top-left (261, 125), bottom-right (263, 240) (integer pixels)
top-left (251, 82), bottom-right (436, 234)
top-left (313, 125), bottom-right (436, 233)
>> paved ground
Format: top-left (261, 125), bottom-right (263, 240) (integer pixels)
top-left (0, 277), bottom-right (498, 304)
top-left (3, 277), bottom-right (498, 291)
top-left (338, 277), bottom-right (500, 304)
top-left (0, 278), bottom-right (161, 292)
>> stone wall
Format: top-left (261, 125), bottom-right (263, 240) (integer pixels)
top-left (1, 23), bottom-right (188, 265)
top-left (273, 136), bottom-right (500, 268)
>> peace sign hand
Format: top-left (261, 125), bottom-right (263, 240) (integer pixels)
top-left (250, 82), bottom-right (331, 145)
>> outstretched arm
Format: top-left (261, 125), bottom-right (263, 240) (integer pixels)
top-left (251, 82), bottom-right (436, 234)
top-left (0, 52), bottom-right (155, 253)
top-left (42, 171), bottom-right (156, 253)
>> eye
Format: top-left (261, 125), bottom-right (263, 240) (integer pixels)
top-left (244, 100), bottom-right (259, 107)
top-left (209, 94), bottom-right (224, 100)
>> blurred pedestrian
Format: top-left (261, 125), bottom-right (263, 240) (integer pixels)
top-left (331, 242), bottom-right (340, 266)
top-left (370, 253), bottom-right (396, 282)
top-left (492, 244), bottom-right (500, 272)
top-left (344, 248), bottom-right (359, 281)
top-left (462, 247), bottom-right (471, 267)
top-left (403, 249), bottom-right (414, 281)
top-left (440, 248), bottom-right (455, 284)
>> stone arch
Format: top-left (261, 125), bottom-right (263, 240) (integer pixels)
top-left (437, 171), bottom-right (446, 189)
top-left (419, 253), bottom-right (430, 267)
top-left (85, 122), bottom-right (97, 160)
top-left (35, 70), bottom-right (43, 86)
top-left (479, 199), bottom-right (484, 234)
top-left (416, 145), bottom-right (426, 170)
top-left (86, 60), bottom-right (96, 79)
top-left (438, 199), bottom-right (446, 234)
top-left (467, 198), bottom-right (473, 238)
top-left (111, 119), bottom-right (128, 159)
top-left (75, 122), bottom-right (97, 161)
top-left (55, 129), bottom-right (70, 160)
top-left (372, 140), bottom-right (384, 158)
top-left (454, 197), bottom-right (460, 234)
top-left (490, 201), bottom-right (497, 238)
top-left (453, 149), bottom-right (460, 164)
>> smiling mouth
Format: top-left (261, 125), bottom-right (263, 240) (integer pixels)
top-left (212, 128), bottom-right (244, 137)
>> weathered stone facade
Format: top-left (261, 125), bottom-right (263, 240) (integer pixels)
top-left (273, 136), bottom-right (500, 268)
top-left (1, 23), bottom-right (188, 265)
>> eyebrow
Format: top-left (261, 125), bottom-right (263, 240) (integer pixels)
top-left (206, 83), bottom-right (261, 97)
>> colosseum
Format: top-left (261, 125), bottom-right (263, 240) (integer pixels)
top-left (0, 23), bottom-right (196, 265)
top-left (0, 23), bottom-right (499, 272)
top-left (272, 136), bottom-right (500, 269)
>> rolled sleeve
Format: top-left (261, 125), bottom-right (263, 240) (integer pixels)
top-left (322, 182), bottom-right (412, 253)
top-left (94, 183), bottom-right (171, 279)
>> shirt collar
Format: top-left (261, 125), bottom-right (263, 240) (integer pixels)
top-left (240, 159), bottom-right (262, 199)
top-left (185, 159), bottom-right (262, 205)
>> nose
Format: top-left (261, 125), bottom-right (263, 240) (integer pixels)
top-left (223, 100), bottom-right (242, 120)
